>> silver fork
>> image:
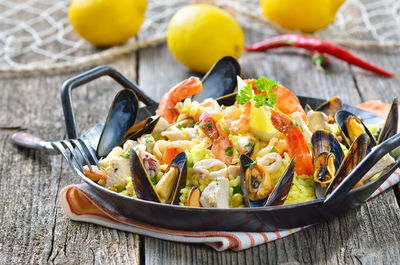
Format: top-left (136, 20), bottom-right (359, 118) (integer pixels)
top-left (51, 138), bottom-right (100, 175)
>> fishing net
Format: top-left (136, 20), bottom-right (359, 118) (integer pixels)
top-left (1, 0), bottom-right (399, 72)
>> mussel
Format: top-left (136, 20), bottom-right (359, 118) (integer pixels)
top-left (335, 110), bottom-right (376, 153)
top-left (130, 150), bottom-right (187, 204)
top-left (96, 89), bottom-right (139, 157)
top-left (325, 133), bottom-right (368, 196)
top-left (239, 154), bottom-right (295, 207)
top-left (193, 56), bottom-right (240, 101)
top-left (311, 130), bottom-right (345, 198)
top-left (315, 96), bottom-right (343, 119)
top-left (377, 97), bottom-right (398, 144)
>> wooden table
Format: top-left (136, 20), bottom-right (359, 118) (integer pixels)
top-left (1, 29), bottom-right (400, 264)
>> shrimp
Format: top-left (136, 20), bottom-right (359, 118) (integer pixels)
top-left (270, 109), bottom-right (314, 177)
top-left (245, 79), bottom-right (307, 122)
top-left (156, 77), bottom-right (203, 123)
top-left (273, 85), bottom-right (307, 123)
top-left (199, 112), bottom-right (233, 165)
top-left (222, 102), bottom-right (251, 134)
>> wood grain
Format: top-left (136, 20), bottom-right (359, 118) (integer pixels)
top-left (0, 55), bottom-right (141, 265)
top-left (1, 14), bottom-right (400, 265)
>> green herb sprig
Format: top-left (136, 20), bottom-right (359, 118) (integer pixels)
top-left (236, 76), bottom-right (278, 108)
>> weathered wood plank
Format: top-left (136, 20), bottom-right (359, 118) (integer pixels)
top-left (139, 37), bottom-right (400, 265)
top-left (0, 55), bottom-right (141, 265)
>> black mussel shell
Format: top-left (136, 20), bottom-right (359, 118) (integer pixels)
top-left (264, 156), bottom-right (296, 206)
top-left (315, 96), bottom-right (343, 117)
top-left (129, 149), bottom-right (187, 205)
top-left (335, 110), bottom-right (376, 153)
top-left (312, 130), bottom-right (344, 171)
top-left (97, 89), bottom-right (139, 158)
top-left (240, 154), bottom-right (267, 207)
top-left (123, 116), bottom-right (160, 143)
top-left (192, 56), bottom-right (240, 102)
top-left (378, 97), bottom-right (398, 144)
top-left (325, 133), bottom-right (368, 196)
top-left (169, 152), bottom-right (187, 205)
top-left (129, 148), bottom-right (160, 202)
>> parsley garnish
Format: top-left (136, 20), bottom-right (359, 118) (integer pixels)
top-left (269, 146), bottom-right (278, 153)
top-left (290, 122), bottom-right (304, 132)
top-left (245, 161), bottom-right (256, 169)
top-left (207, 121), bottom-right (212, 129)
top-left (121, 150), bottom-right (130, 158)
top-left (236, 76), bottom-right (278, 108)
top-left (200, 124), bottom-right (206, 130)
top-left (236, 84), bottom-right (253, 105)
top-left (233, 186), bottom-right (242, 195)
top-left (150, 175), bottom-right (157, 185)
top-left (225, 146), bottom-right (233, 156)
top-left (177, 124), bottom-right (183, 130)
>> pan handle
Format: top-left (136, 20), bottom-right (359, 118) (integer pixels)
top-left (323, 133), bottom-right (400, 207)
top-left (61, 65), bottom-right (157, 139)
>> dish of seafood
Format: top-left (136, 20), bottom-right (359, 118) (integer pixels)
top-left (81, 73), bottom-right (398, 210)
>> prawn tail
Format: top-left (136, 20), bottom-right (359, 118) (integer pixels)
top-left (270, 109), bottom-right (314, 177)
top-left (156, 77), bottom-right (203, 123)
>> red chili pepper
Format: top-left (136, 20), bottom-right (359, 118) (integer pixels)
top-left (245, 34), bottom-right (395, 77)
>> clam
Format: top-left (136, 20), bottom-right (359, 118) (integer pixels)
top-left (307, 110), bottom-right (329, 133)
top-left (240, 154), bottom-right (295, 207)
top-left (96, 89), bottom-right (139, 157)
top-left (129, 150), bottom-right (187, 204)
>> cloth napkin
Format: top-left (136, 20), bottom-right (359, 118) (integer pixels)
top-left (59, 101), bottom-right (400, 251)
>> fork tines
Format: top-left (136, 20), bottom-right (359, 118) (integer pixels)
top-left (51, 138), bottom-right (100, 175)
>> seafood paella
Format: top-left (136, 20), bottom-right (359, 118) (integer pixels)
top-left (83, 75), bottom-right (397, 209)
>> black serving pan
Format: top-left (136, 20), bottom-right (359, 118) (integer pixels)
top-left (60, 66), bottom-right (400, 232)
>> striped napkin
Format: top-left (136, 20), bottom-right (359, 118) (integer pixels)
top-left (59, 101), bottom-right (400, 251)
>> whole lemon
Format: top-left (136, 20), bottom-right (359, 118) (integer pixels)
top-left (167, 4), bottom-right (244, 73)
top-left (260, 0), bottom-right (345, 32)
top-left (69, 0), bottom-right (147, 46)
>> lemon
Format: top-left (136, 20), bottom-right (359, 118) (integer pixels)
top-left (236, 76), bottom-right (280, 140)
top-left (260, 0), bottom-right (345, 32)
top-left (250, 103), bottom-right (281, 141)
top-left (69, 0), bottom-right (147, 46)
top-left (167, 4), bottom-right (244, 73)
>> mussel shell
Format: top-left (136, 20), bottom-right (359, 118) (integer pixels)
top-left (377, 97), bottom-right (398, 144)
top-left (123, 116), bottom-right (160, 142)
top-left (264, 156), bottom-right (296, 206)
top-left (240, 154), bottom-right (295, 207)
top-left (97, 89), bottom-right (139, 157)
top-left (311, 130), bottom-right (344, 171)
top-left (335, 110), bottom-right (376, 153)
top-left (169, 152), bottom-right (188, 205)
top-left (129, 149), bottom-right (187, 205)
top-left (325, 133), bottom-right (368, 196)
top-left (129, 148), bottom-right (160, 202)
top-left (315, 96), bottom-right (343, 117)
top-left (192, 56), bottom-right (240, 101)
top-left (240, 155), bottom-right (267, 207)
